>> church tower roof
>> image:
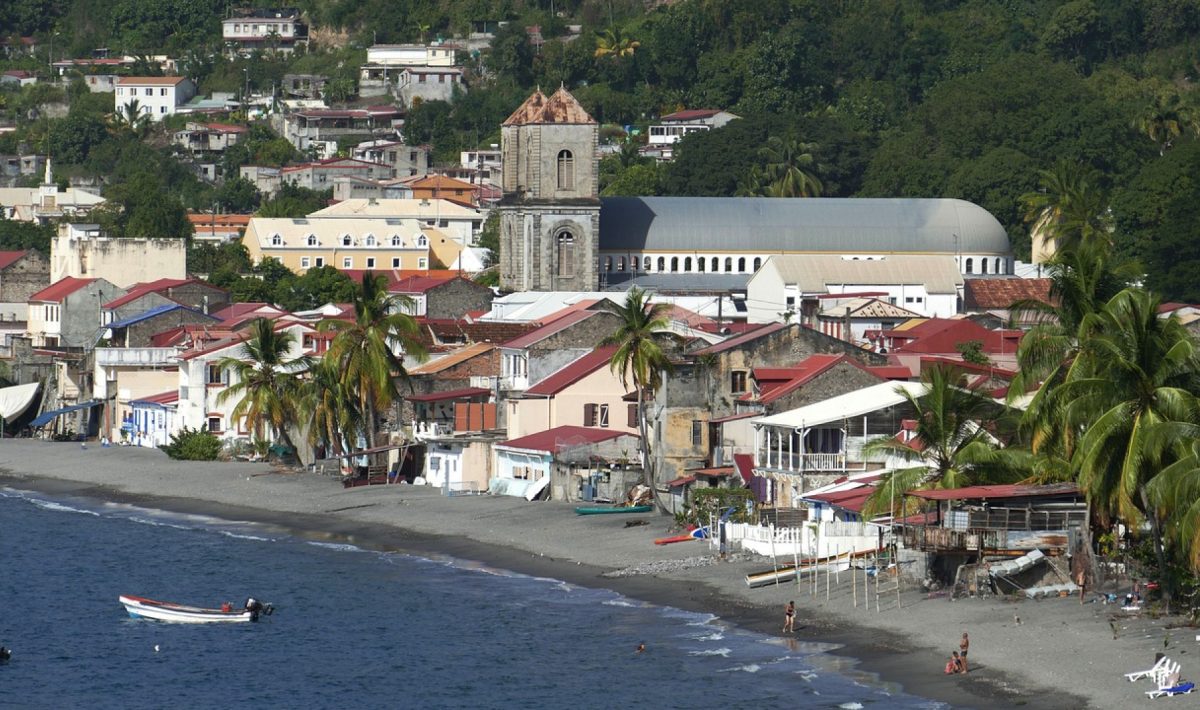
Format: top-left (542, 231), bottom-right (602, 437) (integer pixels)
top-left (502, 86), bottom-right (595, 126)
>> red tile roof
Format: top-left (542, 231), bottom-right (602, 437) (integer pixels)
top-left (497, 425), bottom-right (636, 454)
top-left (132, 390), bottom-right (180, 406)
top-left (501, 310), bottom-right (601, 350)
top-left (103, 278), bottom-right (201, 309)
top-left (885, 318), bottom-right (1023, 355)
top-left (745, 354), bottom-right (880, 406)
top-left (866, 365), bottom-right (914, 380)
top-left (342, 269), bottom-right (458, 291)
top-left (524, 346), bottom-right (617, 396)
top-left (116, 76), bottom-right (189, 86)
top-left (0, 250), bottom-right (29, 270)
top-left (210, 302), bottom-right (287, 322)
top-left (803, 487), bottom-right (874, 513)
top-left (666, 474), bottom-right (696, 488)
top-left (661, 109), bottom-right (723, 121)
top-left (962, 278), bottom-right (1054, 310)
top-left (692, 323), bottom-right (786, 356)
top-left (908, 483), bottom-right (1080, 501)
top-left (30, 277), bottom-right (97, 303)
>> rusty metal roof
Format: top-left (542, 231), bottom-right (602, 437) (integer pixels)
top-left (502, 86), bottom-right (595, 126)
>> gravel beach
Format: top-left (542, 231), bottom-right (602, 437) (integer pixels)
top-left (0, 441), bottom-right (1181, 709)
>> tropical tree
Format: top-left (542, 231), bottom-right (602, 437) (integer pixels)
top-left (1053, 288), bottom-right (1200, 609)
top-left (321, 273), bottom-right (428, 461)
top-left (1019, 159), bottom-right (1112, 256)
top-left (1135, 91), bottom-right (1196, 156)
top-left (757, 136), bottom-right (823, 197)
top-left (601, 287), bottom-right (675, 511)
top-left (299, 356), bottom-right (360, 465)
top-left (594, 27), bottom-right (640, 60)
top-left (109, 100), bottom-right (151, 138)
top-left (1147, 436), bottom-right (1200, 574)
top-left (216, 318), bottom-right (309, 451)
top-left (861, 365), bottom-right (1023, 518)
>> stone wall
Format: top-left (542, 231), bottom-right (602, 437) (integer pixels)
top-left (767, 361), bottom-right (884, 413)
top-left (424, 278), bottom-right (494, 320)
top-left (123, 309), bottom-right (218, 347)
top-left (0, 251), bottom-right (49, 303)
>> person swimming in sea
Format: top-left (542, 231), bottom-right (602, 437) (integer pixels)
top-left (636, 643), bottom-right (645, 654)
top-left (0, 646), bottom-right (11, 661)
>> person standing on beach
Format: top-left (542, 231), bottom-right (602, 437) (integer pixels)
top-left (959, 632), bottom-right (969, 673)
top-left (783, 601), bottom-right (795, 633)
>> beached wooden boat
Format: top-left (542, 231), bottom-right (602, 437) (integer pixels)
top-left (119, 595), bottom-right (272, 623)
top-left (574, 505), bottom-right (654, 515)
top-left (654, 534), bottom-right (694, 545)
top-left (744, 548), bottom-right (882, 588)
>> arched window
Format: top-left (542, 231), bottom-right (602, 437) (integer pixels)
top-left (617, 256), bottom-right (626, 272)
top-left (270, 234), bottom-right (282, 246)
top-left (710, 257), bottom-right (718, 272)
top-left (670, 257), bottom-right (679, 272)
top-left (752, 257), bottom-right (761, 271)
top-left (643, 256), bottom-right (651, 272)
top-left (391, 235), bottom-right (403, 247)
top-left (964, 258), bottom-right (973, 274)
top-left (697, 257), bottom-right (705, 272)
top-left (556, 150), bottom-right (574, 190)
top-left (556, 231), bottom-right (575, 276)
top-left (684, 257), bottom-right (692, 272)
top-left (995, 258), bottom-right (1003, 275)
top-left (604, 256), bottom-right (613, 271)
top-left (416, 235), bottom-right (428, 247)
top-left (725, 257), bottom-right (733, 273)
top-left (981, 259), bottom-right (988, 274)
top-left (341, 234), bottom-right (352, 247)
top-left (306, 234), bottom-right (318, 247)
top-left (737, 257), bottom-right (746, 273)
top-left (657, 257), bottom-right (665, 272)
top-left (364, 234), bottom-right (376, 247)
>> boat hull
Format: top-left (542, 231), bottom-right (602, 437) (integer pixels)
top-left (574, 505), bottom-right (654, 515)
top-left (119, 595), bottom-right (254, 623)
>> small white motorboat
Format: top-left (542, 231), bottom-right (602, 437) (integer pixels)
top-left (119, 595), bottom-right (272, 623)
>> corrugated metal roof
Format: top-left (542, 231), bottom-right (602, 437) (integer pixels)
top-left (107, 303), bottom-right (214, 329)
top-left (766, 254), bottom-right (964, 294)
top-left (0, 250), bottom-right (29, 270)
top-left (500, 310), bottom-right (600, 350)
top-left (755, 381), bottom-right (928, 429)
top-left (496, 425), bottom-right (635, 454)
top-left (406, 387), bottom-right (490, 402)
top-left (598, 197), bottom-right (1009, 255)
top-left (692, 323), bottom-right (784, 355)
top-left (524, 346), bottom-right (616, 396)
top-left (29, 277), bottom-right (96, 303)
top-left (409, 342), bottom-right (494, 375)
top-left (908, 483), bottom-right (1080, 501)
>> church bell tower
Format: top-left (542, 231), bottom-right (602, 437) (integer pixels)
top-left (498, 86), bottom-right (600, 292)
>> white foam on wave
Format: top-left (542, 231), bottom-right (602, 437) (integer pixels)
top-left (684, 613), bottom-right (720, 627)
top-left (218, 530), bottom-right (273, 542)
top-left (128, 516), bottom-right (193, 531)
top-left (305, 541), bottom-right (364, 553)
top-left (718, 663), bottom-right (761, 673)
top-left (603, 599), bottom-right (637, 608)
top-left (689, 631), bottom-right (724, 641)
top-left (27, 498), bottom-right (100, 516)
top-left (689, 647), bottom-right (732, 657)
top-left (839, 703), bottom-right (864, 710)
top-left (797, 671), bottom-right (818, 682)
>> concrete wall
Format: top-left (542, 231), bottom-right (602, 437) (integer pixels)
top-left (110, 368), bottom-right (179, 442)
top-left (507, 366), bottom-right (637, 440)
top-left (0, 251), bottom-right (49, 302)
top-left (61, 278), bottom-right (124, 347)
top-left (52, 233), bottom-right (186, 288)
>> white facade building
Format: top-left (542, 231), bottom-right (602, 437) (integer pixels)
top-left (114, 77), bottom-right (196, 121)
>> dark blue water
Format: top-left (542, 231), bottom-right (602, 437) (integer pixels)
top-left (0, 488), bottom-right (943, 709)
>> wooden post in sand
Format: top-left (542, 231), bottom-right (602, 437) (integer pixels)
top-left (793, 539), bottom-right (800, 590)
top-left (853, 552), bottom-right (857, 607)
top-left (826, 552), bottom-right (831, 601)
top-left (770, 524), bottom-right (779, 586)
top-left (835, 545), bottom-right (841, 586)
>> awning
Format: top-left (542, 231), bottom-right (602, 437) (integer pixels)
top-left (0, 382), bottom-right (40, 420)
top-left (407, 387), bottom-right (490, 403)
top-left (666, 475), bottom-right (696, 488)
top-left (30, 400), bottom-right (102, 427)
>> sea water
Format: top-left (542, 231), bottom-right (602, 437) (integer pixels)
top-left (0, 488), bottom-right (944, 709)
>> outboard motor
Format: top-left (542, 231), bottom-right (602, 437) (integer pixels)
top-left (244, 598), bottom-right (274, 622)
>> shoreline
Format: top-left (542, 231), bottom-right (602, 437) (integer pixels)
top-left (0, 442), bottom-right (1151, 708)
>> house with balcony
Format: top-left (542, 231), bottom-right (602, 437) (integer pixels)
top-left (644, 109), bottom-right (739, 161)
top-left (492, 425), bottom-right (642, 501)
top-left (497, 309), bottom-right (622, 392)
top-left (750, 380), bottom-right (927, 508)
top-left (280, 157), bottom-right (395, 190)
top-left (222, 7), bottom-right (308, 56)
top-left (814, 296), bottom-right (924, 347)
top-left (352, 140), bottom-right (430, 179)
top-left (359, 44), bottom-right (456, 96)
top-left (93, 345), bottom-right (184, 444)
top-left (278, 106), bottom-right (402, 159)
top-left (396, 66), bottom-right (465, 108)
top-left (172, 122), bottom-right (248, 156)
top-left (126, 390), bottom-right (181, 448)
top-left (505, 346), bottom-right (638, 441)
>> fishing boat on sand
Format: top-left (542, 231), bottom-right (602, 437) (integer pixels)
top-left (119, 595), bottom-right (273, 623)
top-left (574, 505), bottom-right (654, 515)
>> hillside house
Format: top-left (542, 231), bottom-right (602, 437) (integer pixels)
top-left (114, 77), bottom-right (196, 121)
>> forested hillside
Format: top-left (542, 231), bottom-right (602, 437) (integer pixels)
top-left (4, 1), bottom-right (1200, 294)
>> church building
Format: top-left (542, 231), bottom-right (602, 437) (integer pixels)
top-left (498, 88), bottom-right (1013, 293)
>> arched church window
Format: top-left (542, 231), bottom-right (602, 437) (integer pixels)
top-left (697, 257), bottom-right (705, 273)
top-left (604, 256), bottom-right (613, 271)
top-left (643, 257), bottom-right (651, 272)
top-left (657, 257), bottom-right (665, 272)
top-left (617, 256), bottom-right (626, 271)
top-left (710, 257), bottom-right (718, 272)
top-left (556, 232), bottom-right (575, 276)
top-left (684, 257), bottom-right (692, 272)
top-left (557, 150), bottom-right (574, 190)
top-left (995, 258), bottom-right (1003, 275)
top-left (670, 257), bottom-right (679, 272)
top-left (725, 258), bottom-right (733, 273)
top-left (981, 259), bottom-right (988, 274)
top-left (737, 257), bottom-right (745, 273)
top-left (964, 258), bottom-right (973, 274)
top-left (752, 257), bottom-right (761, 271)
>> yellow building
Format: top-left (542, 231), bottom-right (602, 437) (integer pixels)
top-left (242, 217), bottom-right (454, 273)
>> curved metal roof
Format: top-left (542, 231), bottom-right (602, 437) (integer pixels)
top-left (598, 197), bottom-right (1010, 255)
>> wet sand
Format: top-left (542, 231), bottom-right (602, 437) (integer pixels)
top-left (0, 441), bottom-right (1174, 709)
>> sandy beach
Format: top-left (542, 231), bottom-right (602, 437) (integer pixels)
top-left (0, 441), bottom-right (1184, 709)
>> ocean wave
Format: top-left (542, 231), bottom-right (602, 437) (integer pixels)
top-left (25, 498), bottom-right (101, 516)
top-left (603, 599), bottom-right (637, 608)
top-left (689, 648), bottom-right (732, 657)
top-left (684, 613), bottom-right (720, 627)
top-left (305, 541), bottom-right (364, 553)
top-left (688, 631), bottom-right (724, 641)
top-left (718, 664), bottom-right (761, 673)
top-left (217, 531), bottom-right (274, 542)
top-left (797, 671), bottom-right (818, 682)
top-left (128, 516), bottom-right (194, 531)
top-left (839, 703), bottom-right (864, 710)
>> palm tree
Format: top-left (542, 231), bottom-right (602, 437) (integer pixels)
top-left (299, 356), bottom-right (360, 465)
top-left (321, 272), bottom-right (428, 462)
top-left (594, 28), bottom-right (640, 60)
top-left (415, 22), bottom-right (432, 44)
top-left (861, 365), bottom-right (1022, 518)
top-left (601, 287), bottom-right (676, 511)
top-left (216, 318), bottom-right (309, 451)
top-left (109, 100), bottom-right (151, 138)
top-left (1135, 91), bottom-right (1194, 156)
top-left (1146, 436), bottom-right (1200, 572)
top-left (757, 136), bottom-right (823, 197)
top-left (1019, 159), bottom-right (1111, 257)
top-left (1054, 288), bottom-right (1200, 609)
